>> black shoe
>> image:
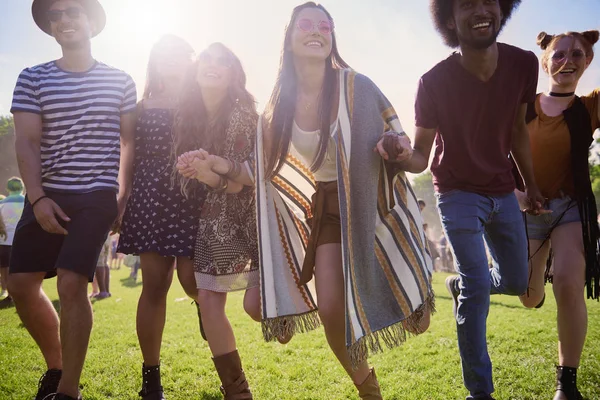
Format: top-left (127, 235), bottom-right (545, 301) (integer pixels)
top-left (470, 394), bottom-right (495, 400)
top-left (0, 296), bottom-right (14, 309)
top-left (138, 390), bottom-right (165, 400)
top-left (553, 366), bottom-right (583, 400)
top-left (193, 300), bottom-right (207, 341)
top-left (535, 293), bottom-right (546, 309)
top-left (43, 393), bottom-right (82, 400)
top-left (139, 364), bottom-right (165, 400)
top-left (445, 275), bottom-right (460, 318)
top-left (35, 369), bottom-right (62, 400)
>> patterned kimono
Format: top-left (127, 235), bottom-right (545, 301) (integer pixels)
top-left (254, 69), bottom-right (435, 365)
top-left (194, 106), bottom-right (260, 292)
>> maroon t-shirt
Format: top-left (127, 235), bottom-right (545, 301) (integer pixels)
top-left (415, 43), bottom-right (538, 195)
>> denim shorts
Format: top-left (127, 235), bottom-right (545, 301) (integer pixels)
top-left (525, 196), bottom-right (580, 240)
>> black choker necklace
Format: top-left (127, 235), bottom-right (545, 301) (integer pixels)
top-left (549, 91), bottom-right (575, 97)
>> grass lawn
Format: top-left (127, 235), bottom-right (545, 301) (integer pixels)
top-left (0, 270), bottom-right (598, 400)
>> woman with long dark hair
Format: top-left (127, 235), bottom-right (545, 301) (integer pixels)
top-left (194, 3), bottom-right (434, 398)
top-left (174, 42), bottom-right (260, 399)
top-left (117, 35), bottom-right (204, 400)
top-left (517, 30), bottom-right (599, 400)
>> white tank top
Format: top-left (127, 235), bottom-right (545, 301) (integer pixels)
top-left (291, 120), bottom-right (338, 182)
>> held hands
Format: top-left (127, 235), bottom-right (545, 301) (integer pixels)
top-left (374, 131), bottom-right (413, 162)
top-left (111, 193), bottom-right (129, 234)
top-left (176, 149), bottom-right (218, 184)
top-left (515, 187), bottom-right (551, 216)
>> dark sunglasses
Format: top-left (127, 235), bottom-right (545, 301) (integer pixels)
top-left (46, 7), bottom-right (84, 22)
top-left (551, 49), bottom-right (586, 63)
top-left (296, 18), bottom-right (334, 35)
top-left (198, 52), bottom-right (233, 69)
top-left (47, 7), bottom-right (85, 23)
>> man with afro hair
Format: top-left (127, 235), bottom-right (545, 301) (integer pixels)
top-left (396, 1), bottom-right (545, 399)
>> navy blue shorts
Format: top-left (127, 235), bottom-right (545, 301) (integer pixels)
top-left (0, 245), bottom-right (11, 268)
top-left (9, 190), bottom-right (117, 281)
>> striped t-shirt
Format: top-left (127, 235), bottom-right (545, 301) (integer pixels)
top-left (10, 61), bottom-right (137, 193)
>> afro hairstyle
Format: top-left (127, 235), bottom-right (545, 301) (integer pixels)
top-left (430, 0), bottom-right (522, 48)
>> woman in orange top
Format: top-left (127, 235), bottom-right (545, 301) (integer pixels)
top-left (517, 30), bottom-right (599, 400)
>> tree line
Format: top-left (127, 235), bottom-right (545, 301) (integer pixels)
top-left (1, 114), bottom-right (600, 221)
top-left (0, 115), bottom-right (19, 196)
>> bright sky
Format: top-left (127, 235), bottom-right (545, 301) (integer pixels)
top-left (1, 0), bottom-right (599, 141)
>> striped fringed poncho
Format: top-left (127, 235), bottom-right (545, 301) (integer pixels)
top-left (255, 69), bottom-right (435, 366)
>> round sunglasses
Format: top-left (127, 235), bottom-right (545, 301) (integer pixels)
top-left (296, 18), bottom-right (334, 35)
top-left (198, 52), bottom-right (233, 69)
top-left (551, 49), bottom-right (586, 63)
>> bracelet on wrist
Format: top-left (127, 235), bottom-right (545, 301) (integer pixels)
top-left (225, 159), bottom-right (242, 179)
top-left (209, 175), bottom-right (228, 193)
top-left (381, 130), bottom-right (407, 138)
top-left (31, 195), bottom-right (49, 208)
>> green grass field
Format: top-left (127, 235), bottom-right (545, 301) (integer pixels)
top-left (0, 270), bottom-right (598, 400)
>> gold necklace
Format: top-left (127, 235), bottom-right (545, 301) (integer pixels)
top-left (298, 93), bottom-right (320, 112)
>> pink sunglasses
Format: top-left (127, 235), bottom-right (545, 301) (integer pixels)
top-left (296, 18), bottom-right (334, 35)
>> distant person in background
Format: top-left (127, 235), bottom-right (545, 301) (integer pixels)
top-left (438, 234), bottom-right (453, 273)
top-left (0, 204), bottom-right (5, 280)
top-left (517, 30), bottom-right (600, 400)
top-left (8, 1), bottom-right (137, 399)
top-left (123, 254), bottom-right (141, 281)
top-left (131, 256), bottom-right (141, 282)
top-left (93, 235), bottom-right (111, 300)
top-left (0, 201), bottom-right (5, 267)
top-left (419, 200), bottom-right (438, 263)
top-left (423, 223), bottom-right (440, 262)
top-left (0, 177), bottom-right (25, 308)
top-left (89, 237), bottom-right (111, 298)
top-left (88, 276), bottom-right (100, 298)
top-left (109, 235), bottom-right (121, 270)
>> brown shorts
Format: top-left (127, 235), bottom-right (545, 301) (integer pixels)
top-left (310, 181), bottom-right (341, 246)
top-left (300, 181), bottom-right (341, 284)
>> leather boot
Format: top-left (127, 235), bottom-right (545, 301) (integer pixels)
top-left (355, 368), bottom-right (383, 399)
top-left (212, 350), bottom-right (253, 399)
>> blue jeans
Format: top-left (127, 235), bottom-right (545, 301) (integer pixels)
top-left (437, 190), bottom-right (528, 399)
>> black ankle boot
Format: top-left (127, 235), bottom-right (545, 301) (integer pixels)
top-left (52, 394), bottom-right (82, 400)
top-left (139, 364), bottom-right (165, 399)
top-left (553, 366), bottom-right (583, 400)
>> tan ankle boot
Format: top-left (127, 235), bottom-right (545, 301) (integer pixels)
top-left (355, 368), bottom-right (383, 399)
top-left (212, 350), bottom-right (253, 400)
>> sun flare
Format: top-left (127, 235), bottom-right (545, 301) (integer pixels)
top-left (105, 0), bottom-right (178, 53)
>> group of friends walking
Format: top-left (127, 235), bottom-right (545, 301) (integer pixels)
top-left (3, 0), bottom-right (599, 399)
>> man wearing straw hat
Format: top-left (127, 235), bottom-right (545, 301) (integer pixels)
top-left (8, 1), bottom-right (137, 399)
